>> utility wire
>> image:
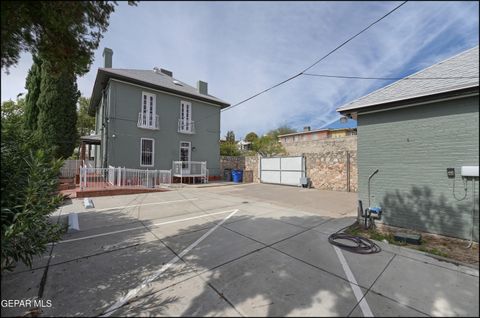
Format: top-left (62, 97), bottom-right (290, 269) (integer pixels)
top-left (302, 73), bottom-right (479, 80)
top-left (220, 0), bottom-right (408, 114)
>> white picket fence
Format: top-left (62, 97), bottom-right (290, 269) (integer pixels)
top-left (80, 166), bottom-right (171, 190)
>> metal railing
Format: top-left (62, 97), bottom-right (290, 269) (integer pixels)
top-left (138, 113), bottom-right (160, 130)
top-left (60, 159), bottom-right (82, 178)
top-left (177, 119), bottom-right (195, 134)
top-left (80, 166), bottom-right (171, 190)
top-left (172, 161), bottom-right (208, 183)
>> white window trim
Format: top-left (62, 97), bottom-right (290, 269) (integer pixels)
top-left (140, 138), bottom-right (155, 167)
top-left (140, 92), bottom-right (156, 128)
top-left (179, 141), bottom-right (191, 162)
top-left (180, 101), bottom-right (192, 133)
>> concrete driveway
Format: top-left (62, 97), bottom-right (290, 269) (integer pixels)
top-left (1, 183), bottom-right (478, 317)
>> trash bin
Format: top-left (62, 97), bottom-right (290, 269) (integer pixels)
top-left (223, 168), bottom-right (232, 181)
top-left (232, 169), bottom-right (243, 183)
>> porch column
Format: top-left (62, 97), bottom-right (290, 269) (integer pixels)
top-left (80, 142), bottom-right (86, 163)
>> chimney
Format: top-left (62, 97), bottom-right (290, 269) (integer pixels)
top-left (197, 80), bottom-right (208, 95)
top-left (103, 48), bottom-right (113, 68)
top-left (303, 126), bottom-right (311, 132)
top-left (160, 68), bottom-right (172, 77)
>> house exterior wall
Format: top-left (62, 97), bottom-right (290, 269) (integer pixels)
top-left (357, 95), bottom-right (479, 240)
top-left (98, 80), bottom-right (222, 176)
top-left (330, 130), bottom-right (347, 138)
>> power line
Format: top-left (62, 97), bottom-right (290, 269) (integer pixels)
top-left (220, 1), bottom-right (408, 114)
top-left (302, 73), bottom-right (479, 80)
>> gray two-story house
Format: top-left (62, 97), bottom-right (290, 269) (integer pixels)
top-left (87, 48), bottom-right (230, 179)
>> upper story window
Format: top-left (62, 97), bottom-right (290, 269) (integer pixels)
top-left (178, 101), bottom-right (195, 134)
top-left (138, 92), bottom-right (159, 130)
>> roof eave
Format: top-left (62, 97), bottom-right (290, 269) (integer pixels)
top-left (89, 69), bottom-right (230, 110)
top-left (338, 85), bottom-right (479, 116)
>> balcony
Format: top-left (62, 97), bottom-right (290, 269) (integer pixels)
top-left (178, 119), bottom-right (195, 134)
top-left (137, 113), bottom-right (159, 130)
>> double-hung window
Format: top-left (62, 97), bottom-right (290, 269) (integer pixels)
top-left (140, 138), bottom-right (154, 167)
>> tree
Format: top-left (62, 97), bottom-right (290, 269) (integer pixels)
top-left (226, 130), bottom-right (236, 143)
top-left (1, 98), bottom-right (25, 126)
top-left (244, 132), bottom-right (258, 143)
top-left (77, 96), bottom-right (95, 138)
top-left (37, 60), bottom-right (80, 159)
top-left (1, 1), bottom-right (137, 75)
top-left (24, 55), bottom-right (42, 130)
top-left (220, 142), bottom-right (241, 156)
top-left (252, 134), bottom-right (286, 157)
top-left (266, 125), bottom-right (296, 139)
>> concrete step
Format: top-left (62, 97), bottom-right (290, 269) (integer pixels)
top-left (58, 183), bottom-right (76, 191)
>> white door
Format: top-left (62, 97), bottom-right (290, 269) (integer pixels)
top-left (180, 141), bottom-right (191, 174)
top-left (260, 156), bottom-right (305, 186)
top-left (180, 101), bottom-right (192, 132)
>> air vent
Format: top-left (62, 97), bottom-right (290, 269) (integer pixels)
top-left (173, 80), bottom-right (183, 86)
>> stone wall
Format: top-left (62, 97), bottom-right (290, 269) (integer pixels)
top-left (221, 141), bottom-right (357, 191)
top-left (245, 155), bottom-right (260, 183)
top-left (282, 135), bottom-right (357, 156)
top-left (282, 136), bottom-right (358, 192)
top-left (304, 151), bottom-right (357, 192)
top-left (220, 155), bottom-right (260, 183)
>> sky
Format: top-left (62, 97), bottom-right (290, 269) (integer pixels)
top-left (1, 1), bottom-right (479, 138)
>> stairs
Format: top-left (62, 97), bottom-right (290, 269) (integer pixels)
top-left (58, 177), bottom-right (76, 191)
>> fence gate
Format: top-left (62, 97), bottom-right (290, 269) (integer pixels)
top-left (260, 156), bottom-right (305, 186)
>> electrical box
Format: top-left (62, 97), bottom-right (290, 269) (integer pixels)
top-left (447, 168), bottom-right (455, 178)
top-left (461, 166), bottom-right (479, 177)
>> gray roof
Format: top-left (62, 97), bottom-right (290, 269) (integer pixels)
top-left (337, 46), bottom-right (479, 113)
top-left (89, 68), bottom-right (230, 112)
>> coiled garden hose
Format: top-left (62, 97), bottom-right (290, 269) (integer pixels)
top-left (328, 224), bottom-right (382, 254)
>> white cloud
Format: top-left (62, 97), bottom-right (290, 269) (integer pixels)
top-left (1, 1), bottom-right (478, 138)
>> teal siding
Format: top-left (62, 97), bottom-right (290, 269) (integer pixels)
top-left (357, 95), bottom-right (479, 240)
top-left (101, 80), bottom-right (221, 175)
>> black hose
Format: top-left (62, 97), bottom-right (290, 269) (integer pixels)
top-left (328, 223), bottom-right (382, 254)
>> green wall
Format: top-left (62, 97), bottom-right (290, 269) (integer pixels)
top-left (357, 95), bottom-right (479, 240)
top-left (100, 80), bottom-right (221, 175)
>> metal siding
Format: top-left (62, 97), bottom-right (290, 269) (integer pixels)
top-left (357, 95), bottom-right (479, 240)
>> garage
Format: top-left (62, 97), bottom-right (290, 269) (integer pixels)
top-left (260, 156), bottom-right (305, 186)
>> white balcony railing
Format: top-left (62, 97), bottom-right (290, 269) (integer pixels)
top-left (178, 119), bottom-right (195, 134)
top-left (137, 113), bottom-right (159, 130)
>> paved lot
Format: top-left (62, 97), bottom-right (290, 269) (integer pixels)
top-left (1, 183), bottom-right (479, 317)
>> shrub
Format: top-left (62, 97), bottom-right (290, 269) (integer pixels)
top-left (1, 101), bottom-right (65, 272)
top-left (220, 142), bottom-right (241, 156)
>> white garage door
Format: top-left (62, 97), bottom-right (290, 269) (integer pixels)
top-left (260, 156), bottom-right (305, 186)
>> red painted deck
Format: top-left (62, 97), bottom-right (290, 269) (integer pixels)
top-left (60, 186), bottom-right (169, 198)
